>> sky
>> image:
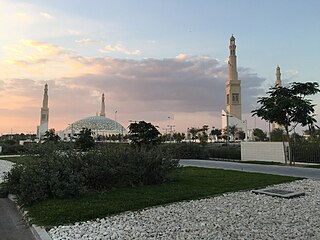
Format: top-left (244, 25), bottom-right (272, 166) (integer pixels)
top-left (1, 0), bottom-right (320, 134)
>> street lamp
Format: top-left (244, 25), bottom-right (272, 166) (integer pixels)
top-left (222, 111), bottom-right (231, 146)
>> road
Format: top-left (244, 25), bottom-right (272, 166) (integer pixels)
top-left (180, 159), bottom-right (320, 180)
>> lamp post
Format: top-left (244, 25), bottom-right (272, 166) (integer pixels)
top-left (222, 112), bottom-right (230, 146)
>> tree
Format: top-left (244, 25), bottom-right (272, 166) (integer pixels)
top-left (75, 128), bottom-right (95, 151)
top-left (198, 125), bottom-right (209, 146)
top-left (253, 128), bottom-right (267, 141)
top-left (43, 129), bottom-right (60, 143)
top-left (252, 82), bottom-right (320, 140)
top-left (210, 127), bottom-right (222, 141)
top-left (236, 130), bottom-right (245, 141)
top-left (128, 121), bottom-right (161, 150)
top-left (252, 82), bottom-right (320, 164)
top-left (188, 127), bottom-right (199, 142)
top-left (172, 132), bottom-right (185, 143)
top-left (223, 125), bottom-right (238, 140)
top-left (270, 128), bottom-right (285, 142)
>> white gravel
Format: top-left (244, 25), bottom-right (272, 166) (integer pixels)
top-left (49, 179), bottom-right (320, 240)
top-left (0, 159), bottom-right (14, 183)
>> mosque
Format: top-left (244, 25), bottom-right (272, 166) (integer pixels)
top-left (36, 85), bottom-right (126, 140)
top-left (37, 35), bottom-right (282, 141)
top-left (221, 35), bottom-right (282, 140)
top-left (61, 94), bottom-right (126, 140)
top-left (221, 35), bottom-right (247, 139)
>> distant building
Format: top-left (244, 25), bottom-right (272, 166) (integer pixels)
top-left (222, 35), bottom-right (247, 140)
top-left (226, 35), bottom-right (241, 120)
top-left (59, 93), bottom-right (126, 140)
top-left (37, 84), bottom-right (49, 139)
top-left (272, 65), bottom-right (282, 131)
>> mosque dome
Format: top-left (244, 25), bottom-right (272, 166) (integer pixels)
top-left (65, 116), bottom-right (126, 135)
top-left (60, 93), bottom-right (127, 140)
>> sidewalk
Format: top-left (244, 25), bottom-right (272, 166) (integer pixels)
top-left (180, 159), bottom-right (320, 180)
top-left (0, 198), bottom-right (35, 240)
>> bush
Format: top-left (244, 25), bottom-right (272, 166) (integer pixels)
top-left (0, 143), bottom-right (26, 155)
top-left (160, 143), bottom-right (240, 160)
top-left (4, 144), bottom-right (178, 205)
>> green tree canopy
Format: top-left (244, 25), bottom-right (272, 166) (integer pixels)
top-left (128, 121), bottom-right (161, 149)
top-left (210, 127), bottom-right (222, 140)
top-left (253, 128), bottom-right (267, 141)
top-left (270, 128), bottom-right (285, 142)
top-left (252, 82), bottom-right (320, 139)
top-left (43, 129), bottom-right (60, 143)
top-left (75, 128), bottom-right (95, 151)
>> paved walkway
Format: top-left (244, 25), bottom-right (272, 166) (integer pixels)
top-left (0, 198), bottom-right (35, 240)
top-left (180, 159), bottom-right (320, 180)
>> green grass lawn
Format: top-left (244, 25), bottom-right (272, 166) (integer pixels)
top-left (0, 155), bottom-right (39, 164)
top-left (26, 166), bottom-right (300, 227)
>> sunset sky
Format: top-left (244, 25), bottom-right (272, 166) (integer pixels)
top-left (1, 0), bottom-right (320, 134)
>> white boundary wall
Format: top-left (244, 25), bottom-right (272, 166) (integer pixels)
top-left (241, 142), bottom-right (289, 164)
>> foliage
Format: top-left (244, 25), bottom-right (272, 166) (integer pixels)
top-left (210, 127), bottom-right (222, 141)
top-left (0, 143), bottom-right (26, 155)
top-left (75, 128), bottom-right (95, 151)
top-left (188, 127), bottom-right (199, 142)
top-left (128, 121), bottom-right (161, 149)
top-left (160, 143), bottom-right (241, 160)
top-left (198, 125), bottom-right (209, 146)
top-left (253, 128), bottom-right (267, 141)
top-left (223, 125), bottom-right (239, 140)
top-left (43, 129), bottom-right (61, 143)
top-left (26, 167), bottom-right (299, 227)
top-left (304, 127), bottom-right (320, 142)
top-left (172, 132), bottom-right (185, 143)
top-left (235, 130), bottom-right (245, 140)
top-left (3, 144), bottom-right (178, 206)
top-left (252, 82), bottom-right (320, 139)
top-left (270, 128), bottom-right (285, 142)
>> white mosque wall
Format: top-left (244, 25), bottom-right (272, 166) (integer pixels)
top-left (241, 142), bottom-right (289, 164)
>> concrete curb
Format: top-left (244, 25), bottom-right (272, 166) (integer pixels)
top-left (8, 194), bottom-right (52, 240)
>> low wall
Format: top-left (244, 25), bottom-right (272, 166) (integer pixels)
top-left (241, 142), bottom-right (289, 164)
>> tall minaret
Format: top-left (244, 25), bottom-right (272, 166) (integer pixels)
top-left (100, 93), bottom-right (106, 117)
top-left (272, 66), bottom-right (282, 131)
top-left (275, 65), bottom-right (282, 87)
top-left (226, 35), bottom-right (242, 120)
top-left (37, 84), bottom-right (49, 139)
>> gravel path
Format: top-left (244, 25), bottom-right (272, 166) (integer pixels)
top-left (49, 179), bottom-right (320, 240)
top-left (0, 160), bottom-right (14, 183)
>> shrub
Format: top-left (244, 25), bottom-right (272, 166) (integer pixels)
top-left (4, 144), bottom-right (178, 205)
top-left (0, 143), bottom-right (26, 155)
top-left (160, 143), bottom-right (240, 160)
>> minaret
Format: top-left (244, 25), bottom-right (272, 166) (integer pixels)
top-left (272, 66), bottom-right (282, 131)
top-left (100, 93), bottom-right (106, 117)
top-left (226, 35), bottom-right (241, 120)
top-left (275, 65), bottom-right (282, 87)
top-left (37, 84), bottom-right (49, 139)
